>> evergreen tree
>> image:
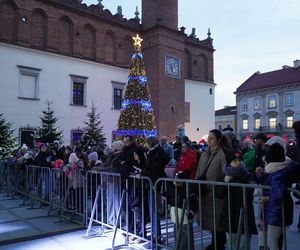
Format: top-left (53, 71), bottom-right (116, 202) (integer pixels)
top-left (116, 34), bottom-right (156, 143)
top-left (35, 100), bottom-right (63, 144)
top-left (81, 103), bottom-right (106, 149)
top-left (0, 114), bottom-right (16, 159)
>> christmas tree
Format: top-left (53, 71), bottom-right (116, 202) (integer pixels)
top-left (0, 114), bottom-right (16, 159)
top-left (35, 100), bottom-right (63, 144)
top-left (81, 102), bottom-right (106, 149)
top-left (116, 34), bottom-right (156, 143)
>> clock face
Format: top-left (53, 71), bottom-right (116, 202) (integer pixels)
top-left (165, 55), bottom-right (180, 78)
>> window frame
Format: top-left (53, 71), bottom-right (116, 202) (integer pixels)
top-left (254, 97), bottom-right (261, 110)
top-left (268, 95), bottom-right (277, 109)
top-left (285, 93), bottom-right (294, 107)
top-left (19, 127), bottom-right (36, 149)
top-left (254, 118), bottom-right (261, 130)
top-left (17, 65), bottom-right (42, 100)
top-left (70, 74), bottom-right (88, 106)
top-left (241, 99), bottom-right (248, 111)
top-left (111, 81), bottom-right (126, 110)
top-left (286, 115), bottom-right (293, 128)
top-left (268, 117), bottom-right (277, 129)
top-left (242, 119), bottom-right (248, 130)
top-left (71, 129), bottom-right (84, 145)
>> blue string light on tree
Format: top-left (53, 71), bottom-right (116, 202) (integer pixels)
top-left (132, 53), bottom-right (143, 59)
top-left (116, 129), bottom-right (157, 137)
top-left (128, 75), bottom-right (147, 85)
top-left (121, 100), bottom-right (153, 112)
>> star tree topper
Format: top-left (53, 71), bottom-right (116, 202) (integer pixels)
top-left (132, 34), bottom-right (143, 50)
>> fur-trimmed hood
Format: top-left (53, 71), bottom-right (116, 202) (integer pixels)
top-left (265, 158), bottom-right (291, 174)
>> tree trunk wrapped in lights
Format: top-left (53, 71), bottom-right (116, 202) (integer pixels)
top-left (116, 34), bottom-right (156, 143)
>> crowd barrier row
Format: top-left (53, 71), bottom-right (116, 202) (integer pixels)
top-left (0, 160), bottom-right (299, 250)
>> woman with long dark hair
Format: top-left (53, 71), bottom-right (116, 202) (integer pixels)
top-left (196, 129), bottom-right (227, 250)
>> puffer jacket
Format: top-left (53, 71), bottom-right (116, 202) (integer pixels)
top-left (264, 160), bottom-right (299, 226)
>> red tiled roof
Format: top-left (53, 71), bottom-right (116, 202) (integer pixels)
top-left (236, 66), bottom-right (300, 92)
top-left (215, 106), bottom-right (237, 116)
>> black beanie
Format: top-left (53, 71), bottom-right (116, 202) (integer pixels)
top-left (265, 143), bottom-right (285, 163)
top-left (224, 150), bottom-right (241, 165)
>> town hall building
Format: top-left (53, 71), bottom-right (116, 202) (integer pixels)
top-left (0, 0), bottom-right (215, 145)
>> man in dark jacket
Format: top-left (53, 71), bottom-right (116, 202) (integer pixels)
top-left (116, 135), bottom-right (137, 177)
top-left (113, 135), bottom-right (137, 237)
top-left (292, 120), bottom-right (300, 231)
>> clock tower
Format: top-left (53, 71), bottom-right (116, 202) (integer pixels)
top-left (141, 0), bottom-right (186, 140)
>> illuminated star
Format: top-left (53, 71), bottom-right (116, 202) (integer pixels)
top-left (132, 34), bottom-right (143, 48)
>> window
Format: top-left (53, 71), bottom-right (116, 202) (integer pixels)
top-left (286, 116), bottom-right (293, 128)
top-left (209, 88), bottom-right (213, 95)
top-left (18, 66), bottom-right (41, 100)
top-left (73, 82), bottom-right (84, 105)
top-left (218, 124), bottom-right (222, 130)
top-left (111, 81), bottom-right (125, 109)
top-left (268, 95), bottom-right (277, 108)
top-left (242, 119), bottom-right (248, 130)
top-left (71, 129), bottom-right (83, 145)
top-left (19, 127), bottom-right (36, 149)
top-left (254, 98), bottom-right (261, 110)
top-left (241, 99), bottom-right (248, 111)
top-left (269, 117), bottom-right (277, 129)
top-left (113, 88), bottom-right (123, 109)
top-left (285, 93), bottom-right (293, 106)
top-left (70, 75), bottom-right (88, 106)
top-left (255, 118), bottom-right (261, 130)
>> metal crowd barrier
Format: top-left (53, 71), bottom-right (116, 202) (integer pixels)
top-left (48, 167), bottom-right (85, 223)
top-left (154, 177), bottom-right (300, 250)
top-left (3, 161), bottom-right (299, 250)
top-left (85, 170), bottom-right (154, 249)
top-left (24, 165), bottom-right (51, 208)
top-left (0, 158), bottom-right (25, 198)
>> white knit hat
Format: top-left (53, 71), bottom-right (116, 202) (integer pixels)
top-left (24, 151), bottom-right (33, 160)
top-left (69, 152), bottom-right (79, 163)
top-left (21, 144), bottom-right (28, 150)
top-left (111, 140), bottom-right (125, 151)
top-left (265, 136), bottom-right (287, 153)
top-left (88, 152), bottom-right (98, 162)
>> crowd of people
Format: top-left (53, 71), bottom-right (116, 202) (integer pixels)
top-left (8, 121), bottom-right (300, 250)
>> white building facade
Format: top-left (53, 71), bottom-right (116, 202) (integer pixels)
top-left (235, 62), bottom-right (300, 140)
top-left (0, 42), bottom-right (128, 145)
top-left (0, 42), bottom-right (214, 145)
top-left (185, 79), bottom-right (215, 141)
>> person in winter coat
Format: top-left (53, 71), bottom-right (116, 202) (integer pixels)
top-left (195, 129), bottom-right (227, 250)
top-left (241, 139), bottom-right (255, 173)
top-left (104, 140), bottom-right (126, 226)
top-left (63, 145), bottom-right (72, 165)
top-left (66, 152), bottom-right (85, 211)
top-left (216, 150), bottom-right (257, 250)
top-left (291, 120), bottom-right (300, 231)
top-left (170, 141), bottom-right (197, 250)
top-left (175, 141), bottom-right (197, 179)
top-left (260, 143), bottom-right (299, 250)
top-left (137, 136), bottom-right (170, 243)
top-left (34, 143), bottom-right (52, 168)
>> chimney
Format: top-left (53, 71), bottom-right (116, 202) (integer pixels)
top-left (294, 60), bottom-right (300, 68)
top-left (282, 65), bottom-right (291, 69)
